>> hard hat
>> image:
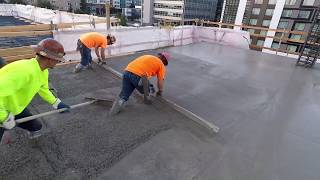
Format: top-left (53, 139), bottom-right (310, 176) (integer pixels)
top-left (31, 38), bottom-right (65, 62)
top-left (159, 52), bottom-right (171, 61)
top-left (107, 34), bottom-right (116, 45)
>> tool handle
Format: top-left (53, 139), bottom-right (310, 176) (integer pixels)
top-left (16, 100), bottom-right (97, 124)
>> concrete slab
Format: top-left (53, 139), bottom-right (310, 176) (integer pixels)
top-left (0, 63), bottom-right (213, 179)
top-left (106, 42), bottom-right (320, 180)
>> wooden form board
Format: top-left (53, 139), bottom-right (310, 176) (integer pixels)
top-left (0, 46), bottom-right (35, 62)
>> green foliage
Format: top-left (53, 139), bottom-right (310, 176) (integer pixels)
top-left (79, 0), bottom-right (89, 14)
top-left (36, 0), bottom-right (54, 9)
top-left (116, 13), bottom-right (127, 26)
top-left (9, 0), bottom-right (26, 4)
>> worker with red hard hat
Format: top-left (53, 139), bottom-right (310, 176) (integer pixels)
top-left (0, 38), bottom-right (70, 141)
top-left (110, 52), bottom-right (171, 115)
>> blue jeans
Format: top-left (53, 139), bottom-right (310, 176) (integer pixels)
top-left (0, 108), bottom-right (43, 141)
top-left (77, 39), bottom-right (92, 66)
top-left (119, 71), bottom-right (145, 101)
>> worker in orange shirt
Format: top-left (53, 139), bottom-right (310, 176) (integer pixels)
top-left (109, 52), bottom-right (171, 115)
top-left (74, 32), bottom-right (116, 73)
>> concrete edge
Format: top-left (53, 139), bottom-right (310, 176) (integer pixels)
top-left (102, 65), bottom-right (220, 133)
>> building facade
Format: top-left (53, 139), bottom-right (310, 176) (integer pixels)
top-left (240, 0), bottom-right (319, 54)
top-left (150, 0), bottom-right (219, 25)
top-left (25, 0), bottom-right (81, 11)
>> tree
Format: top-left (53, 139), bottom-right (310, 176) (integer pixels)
top-left (9, 0), bottom-right (26, 4)
top-left (79, 0), bottom-right (89, 14)
top-left (116, 13), bottom-right (127, 26)
top-left (36, 0), bottom-right (54, 9)
top-left (68, 3), bottom-right (73, 12)
top-left (0, 0), bottom-right (7, 3)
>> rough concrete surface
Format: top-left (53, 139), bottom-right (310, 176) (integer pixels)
top-left (0, 63), bottom-right (212, 180)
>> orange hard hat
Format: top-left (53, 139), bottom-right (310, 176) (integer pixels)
top-left (31, 38), bottom-right (65, 62)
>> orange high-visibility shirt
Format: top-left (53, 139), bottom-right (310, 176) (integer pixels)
top-left (125, 55), bottom-right (166, 80)
top-left (80, 32), bottom-right (107, 48)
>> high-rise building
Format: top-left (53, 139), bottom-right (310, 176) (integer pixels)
top-left (144, 0), bottom-right (220, 25)
top-left (238, 0), bottom-right (319, 54)
top-left (222, 0), bottom-right (240, 24)
top-left (86, 0), bottom-right (110, 15)
top-left (25, 0), bottom-right (81, 12)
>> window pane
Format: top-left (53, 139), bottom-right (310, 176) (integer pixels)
top-left (298, 11), bottom-right (311, 18)
top-left (285, 0), bottom-right (296, 5)
top-left (257, 40), bottom-right (265, 46)
top-left (255, 0), bottom-right (263, 4)
top-left (262, 20), bottom-right (271, 27)
top-left (287, 45), bottom-right (297, 52)
top-left (260, 30), bottom-right (267, 36)
top-left (282, 10), bottom-right (293, 17)
top-left (290, 34), bottom-right (304, 40)
top-left (303, 0), bottom-right (315, 6)
top-left (278, 21), bottom-right (288, 29)
top-left (275, 32), bottom-right (283, 37)
top-left (268, 0), bottom-right (277, 4)
top-left (250, 19), bottom-right (258, 25)
top-left (248, 29), bottom-right (255, 34)
top-left (271, 42), bottom-right (279, 48)
top-left (252, 8), bottom-right (261, 15)
top-left (265, 9), bottom-right (274, 16)
top-left (294, 23), bottom-right (305, 31)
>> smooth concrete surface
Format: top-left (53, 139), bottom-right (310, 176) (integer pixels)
top-left (0, 63), bottom-right (212, 179)
top-left (106, 42), bottom-right (320, 180)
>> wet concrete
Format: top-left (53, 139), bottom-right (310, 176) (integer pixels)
top-left (106, 42), bottom-right (320, 180)
top-left (0, 63), bottom-right (212, 179)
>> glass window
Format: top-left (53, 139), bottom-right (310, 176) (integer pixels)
top-left (268, 0), bottom-right (277, 4)
top-left (294, 23), bottom-right (305, 31)
top-left (250, 19), bottom-right (258, 25)
top-left (257, 40), bottom-right (265, 46)
top-left (265, 9), bottom-right (274, 16)
top-left (262, 20), bottom-right (271, 27)
top-left (278, 21), bottom-right (288, 29)
top-left (290, 34), bottom-right (304, 41)
top-left (260, 30), bottom-right (267, 36)
top-left (271, 42), bottom-right (279, 48)
top-left (298, 11), bottom-right (311, 18)
top-left (255, 0), bottom-right (263, 4)
top-left (275, 32), bottom-right (283, 37)
top-left (282, 10), bottom-right (293, 17)
top-left (287, 45), bottom-right (297, 52)
top-left (285, 0), bottom-right (296, 5)
top-left (248, 29), bottom-right (255, 34)
top-left (302, 0), bottom-right (315, 6)
top-left (252, 8), bottom-right (261, 15)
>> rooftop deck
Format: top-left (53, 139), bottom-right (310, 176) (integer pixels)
top-left (1, 13), bottom-right (320, 179)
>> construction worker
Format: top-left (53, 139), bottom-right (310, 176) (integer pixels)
top-left (109, 52), bottom-right (171, 115)
top-left (0, 38), bottom-right (70, 141)
top-left (74, 32), bottom-right (116, 73)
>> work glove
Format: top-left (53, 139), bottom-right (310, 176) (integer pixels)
top-left (156, 90), bottom-right (163, 97)
top-left (53, 99), bottom-right (71, 113)
top-left (0, 113), bottom-right (16, 130)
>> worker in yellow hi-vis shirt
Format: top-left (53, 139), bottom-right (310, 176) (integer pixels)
top-left (0, 38), bottom-right (70, 141)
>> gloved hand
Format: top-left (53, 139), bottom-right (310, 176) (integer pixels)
top-left (1, 113), bottom-right (16, 129)
top-left (156, 90), bottom-right (163, 97)
top-left (53, 99), bottom-right (71, 113)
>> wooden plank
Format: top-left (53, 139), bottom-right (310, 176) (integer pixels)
top-left (0, 46), bottom-right (33, 53)
top-left (0, 49), bottom-right (34, 57)
top-left (3, 54), bottom-right (35, 62)
top-left (0, 24), bottom-right (51, 32)
top-left (0, 31), bottom-right (52, 37)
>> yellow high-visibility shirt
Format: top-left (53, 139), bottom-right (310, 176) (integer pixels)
top-left (0, 58), bottom-right (57, 122)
